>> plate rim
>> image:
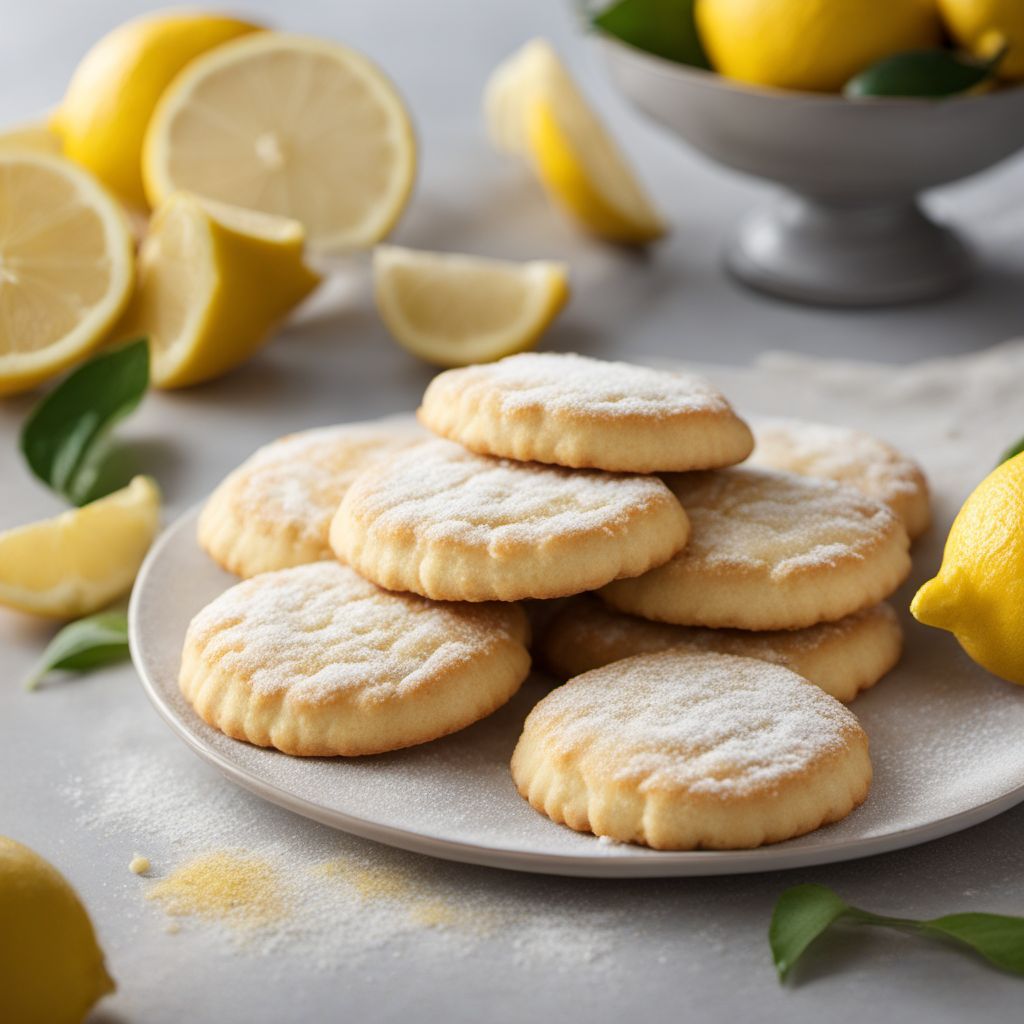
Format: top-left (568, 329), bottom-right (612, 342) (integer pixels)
top-left (128, 505), bottom-right (1024, 879)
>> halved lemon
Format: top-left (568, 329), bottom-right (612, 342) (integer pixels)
top-left (0, 476), bottom-right (160, 619)
top-left (373, 244), bottom-right (569, 367)
top-left (142, 32), bottom-right (416, 252)
top-left (120, 192), bottom-right (320, 389)
top-left (0, 151), bottom-right (134, 395)
top-left (51, 10), bottom-right (261, 207)
top-left (484, 39), bottom-right (665, 245)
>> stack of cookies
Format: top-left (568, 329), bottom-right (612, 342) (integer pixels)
top-left (184, 352), bottom-right (928, 850)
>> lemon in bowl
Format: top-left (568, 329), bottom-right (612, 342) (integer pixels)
top-left (695, 0), bottom-right (942, 93)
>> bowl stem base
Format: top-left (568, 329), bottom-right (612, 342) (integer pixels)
top-left (727, 195), bottom-right (973, 307)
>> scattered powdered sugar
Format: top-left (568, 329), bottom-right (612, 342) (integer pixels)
top-left (749, 417), bottom-right (922, 503)
top-left (60, 703), bottom-right (624, 973)
top-left (185, 562), bottom-right (523, 702)
top-left (424, 352), bottom-right (734, 419)
top-left (528, 650), bottom-right (860, 796)
top-left (211, 417), bottom-right (425, 543)
top-left (342, 439), bottom-right (674, 545)
top-left (666, 467), bottom-right (900, 578)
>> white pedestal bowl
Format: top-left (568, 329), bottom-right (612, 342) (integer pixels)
top-left (599, 35), bottom-right (1024, 306)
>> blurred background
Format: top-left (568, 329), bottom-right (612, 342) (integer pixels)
top-left (6, 0), bottom-right (1024, 370)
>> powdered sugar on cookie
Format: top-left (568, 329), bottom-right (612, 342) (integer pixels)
top-left (341, 440), bottom-right (679, 547)
top-left (184, 562), bottom-right (525, 704)
top-left (331, 439), bottom-right (689, 601)
top-left (418, 353), bottom-right (753, 473)
top-left (667, 467), bottom-right (900, 580)
top-left (425, 352), bottom-right (733, 418)
top-left (521, 650), bottom-right (862, 797)
top-left (216, 419), bottom-right (425, 545)
top-left (748, 417), bottom-right (931, 539)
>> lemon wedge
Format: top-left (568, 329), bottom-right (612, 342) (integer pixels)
top-left (0, 476), bottom-right (159, 619)
top-left (121, 192), bottom-right (320, 389)
top-left (484, 39), bottom-right (665, 245)
top-left (0, 836), bottom-right (114, 1023)
top-left (51, 11), bottom-right (261, 208)
top-left (142, 32), bottom-right (416, 252)
top-left (911, 451), bottom-right (1024, 685)
top-left (0, 151), bottom-right (134, 396)
top-left (373, 244), bottom-right (569, 367)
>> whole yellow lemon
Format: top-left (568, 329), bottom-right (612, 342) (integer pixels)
top-left (938, 0), bottom-right (1024, 79)
top-left (0, 836), bottom-right (114, 1023)
top-left (911, 451), bottom-right (1024, 685)
top-left (695, 0), bottom-right (942, 92)
top-left (51, 10), bottom-right (261, 207)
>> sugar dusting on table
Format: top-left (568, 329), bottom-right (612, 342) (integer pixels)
top-left (61, 703), bottom-right (621, 973)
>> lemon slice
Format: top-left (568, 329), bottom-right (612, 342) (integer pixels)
top-left (0, 151), bottom-right (134, 396)
top-left (484, 39), bottom-right (665, 245)
top-left (373, 244), bottom-right (569, 367)
top-left (121, 192), bottom-right (320, 389)
top-left (0, 120), bottom-right (62, 154)
top-left (51, 11), bottom-right (261, 207)
top-left (142, 32), bottom-right (416, 252)
top-left (0, 476), bottom-right (160, 619)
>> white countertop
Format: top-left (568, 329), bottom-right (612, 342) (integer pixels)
top-left (2, 1), bottom-right (1024, 1021)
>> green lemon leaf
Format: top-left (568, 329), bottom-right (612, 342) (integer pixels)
top-left (999, 436), bottom-right (1024, 465)
top-left (769, 884), bottom-right (851, 981)
top-left (845, 48), bottom-right (1003, 99)
top-left (20, 338), bottom-right (149, 507)
top-left (771, 885), bottom-right (1024, 983)
top-left (921, 914), bottom-right (1024, 974)
top-left (25, 610), bottom-right (130, 690)
top-left (593, 0), bottom-right (710, 69)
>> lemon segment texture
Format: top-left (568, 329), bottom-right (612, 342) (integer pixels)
top-left (695, 0), bottom-right (942, 92)
top-left (142, 32), bottom-right (416, 252)
top-left (485, 39), bottom-right (665, 244)
top-left (911, 452), bottom-right (1024, 685)
top-left (121, 193), bottom-right (320, 389)
top-left (0, 475), bottom-right (160, 619)
top-left (0, 151), bottom-right (135, 395)
top-left (373, 244), bottom-right (569, 367)
top-left (51, 11), bottom-right (261, 207)
top-left (0, 836), bottom-right (114, 1024)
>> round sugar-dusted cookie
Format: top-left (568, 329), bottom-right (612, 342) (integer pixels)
top-left (330, 439), bottom-right (690, 602)
top-left (417, 352), bottom-right (753, 473)
top-left (198, 417), bottom-right (426, 577)
top-left (179, 561), bottom-right (531, 756)
top-left (600, 467), bottom-right (911, 630)
top-left (749, 417), bottom-right (931, 540)
top-left (511, 649), bottom-right (872, 850)
top-left (538, 595), bottom-right (902, 702)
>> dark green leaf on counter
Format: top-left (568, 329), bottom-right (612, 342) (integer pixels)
top-left (770, 883), bottom-right (1024, 983)
top-left (25, 610), bottom-right (130, 690)
top-left (770, 884), bottom-right (851, 981)
top-left (844, 47), bottom-right (1005, 99)
top-left (919, 913), bottom-right (1024, 975)
top-left (20, 338), bottom-right (149, 506)
top-left (593, 0), bottom-right (710, 69)
top-left (998, 435), bottom-right (1024, 465)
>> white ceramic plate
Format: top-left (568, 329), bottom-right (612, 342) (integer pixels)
top-left (130, 509), bottom-right (1024, 879)
top-left (128, 356), bottom-right (1024, 877)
